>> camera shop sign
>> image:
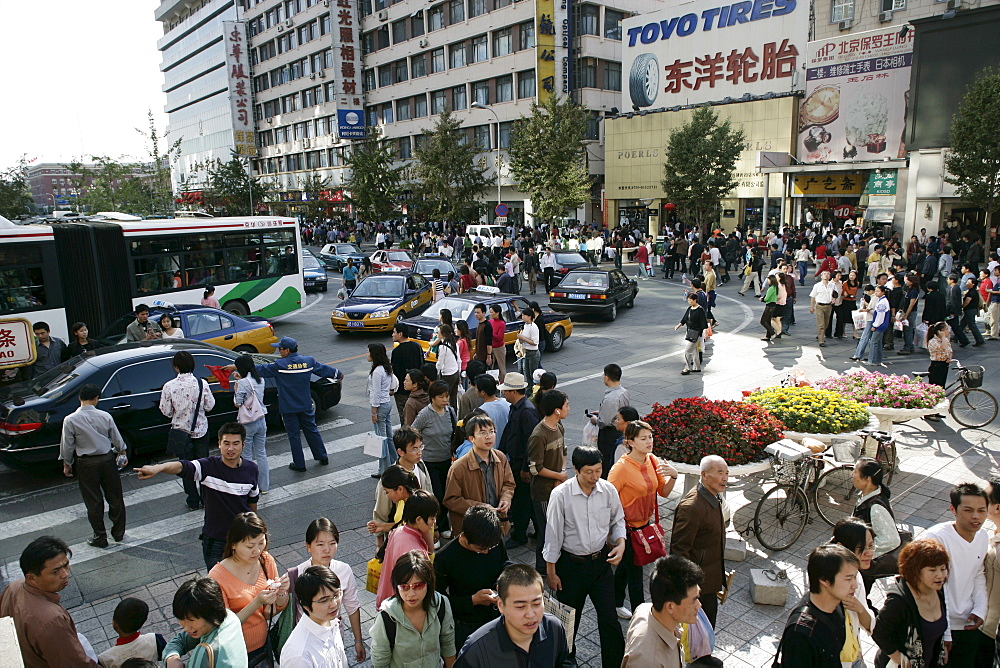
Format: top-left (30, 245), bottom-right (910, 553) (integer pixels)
top-left (622, 0), bottom-right (807, 109)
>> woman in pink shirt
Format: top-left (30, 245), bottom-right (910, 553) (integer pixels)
top-left (455, 321), bottom-right (472, 389)
top-left (488, 304), bottom-right (507, 383)
top-left (375, 490), bottom-right (439, 610)
top-left (201, 285), bottom-right (221, 309)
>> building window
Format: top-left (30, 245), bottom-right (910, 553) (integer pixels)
top-left (392, 19), bottom-right (408, 43)
top-left (578, 58), bottom-right (597, 88)
top-left (517, 69), bottom-right (536, 98)
top-left (496, 0), bottom-right (512, 7)
top-left (452, 85), bottom-right (468, 109)
top-left (880, 0), bottom-right (905, 10)
top-left (831, 0), bottom-right (854, 21)
top-left (398, 137), bottom-right (412, 159)
top-left (474, 125), bottom-right (491, 150)
top-left (302, 88), bottom-right (316, 107)
top-left (493, 28), bottom-right (512, 57)
top-left (381, 103), bottom-right (394, 124)
top-left (414, 134), bottom-right (427, 151)
top-left (414, 95), bottom-right (428, 117)
top-left (469, 0), bottom-right (486, 17)
top-left (498, 121), bottom-right (513, 149)
top-left (314, 118), bottom-right (326, 136)
top-left (367, 107), bottom-right (378, 126)
top-left (431, 47), bottom-right (446, 73)
top-left (450, 42), bottom-right (467, 68)
top-left (473, 80), bottom-right (489, 105)
top-left (397, 98), bottom-right (411, 121)
top-left (411, 14), bottom-right (425, 37)
top-left (320, 13), bottom-right (330, 35)
top-left (579, 4), bottom-right (599, 35)
top-left (472, 34), bottom-right (488, 62)
top-left (606, 61), bottom-right (621, 91)
top-left (449, 0), bottom-right (464, 23)
top-left (378, 65), bottom-right (392, 87)
top-left (364, 69), bottom-right (376, 91)
top-left (519, 21), bottom-right (535, 50)
top-left (586, 111), bottom-right (600, 140)
top-left (605, 9), bottom-right (624, 39)
top-left (393, 59), bottom-right (408, 83)
top-left (412, 54), bottom-right (427, 77)
top-left (496, 74), bottom-right (513, 102)
top-left (431, 90), bottom-right (447, 114)
top-left (428, 4), bottom-right (445, 30)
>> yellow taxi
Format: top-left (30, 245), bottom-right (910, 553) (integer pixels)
top-left (330, 272), bottom-right (434, 333)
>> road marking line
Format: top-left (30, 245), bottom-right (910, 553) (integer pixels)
top-left (271, 292), bottom-right (325, 321)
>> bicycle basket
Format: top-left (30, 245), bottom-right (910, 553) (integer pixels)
top-left (832, 438), bottom-right (861, 464)
top-left (964, 367), bottom-right (984, 388)
top-left (771, 458), bottom-right (800, 486)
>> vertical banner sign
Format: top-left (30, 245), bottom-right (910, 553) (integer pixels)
top-left (621, 0), bottom-right (807, 110)
top-left (536, 0), bottom-right (557, 100)
top-left (223, 21), bottom-right (257, 157)
top-left (558, 0), bottom-right (572, 94)
top-left (333, 0), bottom-right (365, 138)
top-left (799, 27), bottom-right (913, 163)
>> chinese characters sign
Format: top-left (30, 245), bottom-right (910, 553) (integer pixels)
top-left (799, 27), bottom-right (913, 163)
top-left (0, 318), bottom-right (37, 369)
top-left (622, 0), bottom-right (807, 109)
top-left (331, 0), bottom-right (365, 138)
top-left (792, 173), bottom-right (863, 196)
top-left (223, 22), bottom-right (257, 157)
top-left (536, 0), bottom-right (557, 100)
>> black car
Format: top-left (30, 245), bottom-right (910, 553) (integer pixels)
top-left (412, 258), bottom-right (461, 283)
top-left (548, 268), bottom-right (638, 321)
top-left (0, 340), bottom-right (341, 467)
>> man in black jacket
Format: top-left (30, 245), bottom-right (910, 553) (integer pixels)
top-left (497, 373), bottom-right (541, 546)
top-left (945, 274), bottom-right (971, 347)
top-left (884, 274), bottom-right (906, 350)
top-left (921, 281), bottom-right (947, 329)
top-left (391, 323), bottom-right (425, 421)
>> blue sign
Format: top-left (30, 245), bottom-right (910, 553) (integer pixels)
top-left (338, 109), bottom-right (366, 139)
top-left (495, 204), bottom-right (509, 217)
top-left (55, 199), bottom-right (69, 205)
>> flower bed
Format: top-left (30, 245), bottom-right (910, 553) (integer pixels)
top-left (747, 387), bottom-right (870, 435)
top-left (644, 397), bottom-right (784, 466)
top-left (814, 371), bottom-right (946, 410)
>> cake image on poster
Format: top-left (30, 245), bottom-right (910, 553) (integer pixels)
top-left (844, 93), bottom-right (889, 155)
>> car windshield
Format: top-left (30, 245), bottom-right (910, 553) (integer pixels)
top-left (353, 276), bottom-right (405, 297)
top-left (302, 253), bottom-right (323, 270)
top-left (387, 252), bottom-right (411, 262)
top-left (555, 252), bottom-right (587, 265)
top-left (425, 297), bottom-right (476, 323)
top-left (337, 245), bottom-right (359, 254)
top-left (27, 360), bottom-right (86, 399)
top-left (566, 272), bottom-right (609, 288)
top-left (415, 260), bottom-right (451, 274)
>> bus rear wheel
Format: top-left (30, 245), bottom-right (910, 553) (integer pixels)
top-left (223, 300), bottom-right (250, 316)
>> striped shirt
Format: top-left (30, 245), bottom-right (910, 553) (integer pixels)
top-left (179, 456), bottom-right (260, 540)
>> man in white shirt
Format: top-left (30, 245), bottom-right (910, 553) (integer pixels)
top-left (809, 271), bottom-right (837, 347)
top-left (544, 445), bottom-right (626, 667)
top-left (540, 249), bottom-right (558, 292)
top-left (921, 482), bottom-right (990, 667)
top-left (280, 566), bottom-right (349, 668)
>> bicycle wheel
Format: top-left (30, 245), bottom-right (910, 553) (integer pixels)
top-left (754, 485), bottom-right (809, 551)
top-left (950, 388), bottom-right (999, 428)
top-left (814, 466), bottom-right (857, 527)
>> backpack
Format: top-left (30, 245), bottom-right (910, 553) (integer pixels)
top-left (381, 595), bottom-right (447, 651)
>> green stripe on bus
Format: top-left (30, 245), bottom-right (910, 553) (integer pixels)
top-left (220, 277), bottom-right (279, 304)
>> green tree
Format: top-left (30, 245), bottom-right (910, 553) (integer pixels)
top-left (944, 68), bottom-right (1000, 221)
top-left (661, 106), bottom-right (745, 234)
top-left (343, 127), bottom-right (405, 221)
top-left (0, 157), bottom-right (34, 219)
top-left (508, 95), bottom-right (592, 221)
top-left (205, 156), bottom-right (268, 215)
top-left (299, 170), bottom-right (331, 221)
top-left (67, 156), bottom-right (153, 215)
top-left (412, 109), bottom-right (491, 223)
top-left (135, 110), bottom-right (182, 215)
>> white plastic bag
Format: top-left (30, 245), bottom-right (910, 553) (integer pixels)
top-left (362, 431), bottom-right (383, 457)
top-left (582, 419), bottom-right (598, 448)
top-left (915, 322), bottom-right (929, 349)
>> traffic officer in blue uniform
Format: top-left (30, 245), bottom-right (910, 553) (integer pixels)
top-left (226, 336), bottom-right (344, 472)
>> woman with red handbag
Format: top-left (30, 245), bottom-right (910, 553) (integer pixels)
top-left (608, 420), bottom-right (678, 620)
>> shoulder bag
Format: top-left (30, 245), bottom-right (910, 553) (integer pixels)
top-left (237, 379), bottom-right (265, 424)
top-left (629, 496), bottom-right (667, 566)
top-left (166, 379), bottom-right (204, 457)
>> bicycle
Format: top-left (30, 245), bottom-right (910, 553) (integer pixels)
top-left (750, 432), bottom-right (897, 551)
top-left (914, 362), bottom-right (997, 428)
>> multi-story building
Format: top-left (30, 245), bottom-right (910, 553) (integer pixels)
top-left (155, 0), bottom-right (241, 197)
top-left (243, 0), bottom-right (668, 225)
top-left (26, 163), bottom-right (92, 212)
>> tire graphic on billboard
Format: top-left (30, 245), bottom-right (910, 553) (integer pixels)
top-left (629, 53), bottom-right (659, 108)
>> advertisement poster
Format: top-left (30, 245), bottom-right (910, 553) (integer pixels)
top-left (621, 0), bottom-right (808, 109)
top-left (222, 22), bottom-right (257, 157)
top-left (799, 27), bottom-right (913, 163)
top-left (331, 0), bottom-right (365, 139)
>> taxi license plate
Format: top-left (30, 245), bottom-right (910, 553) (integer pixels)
top-left (347, 321), bottom-right (365, 327)
top-left (569, 294), bottom-right (586, 300)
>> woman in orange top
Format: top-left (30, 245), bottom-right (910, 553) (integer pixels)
top-left (608, 420), bottom-right (678, 620)
top-left (208, 512), bottom-right (289, 665)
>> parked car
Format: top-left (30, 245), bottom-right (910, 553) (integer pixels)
top-left (404, 287), bottom-right (573, 361)
top-left (302, 249), bottom-right (329, 292)
top-left (0, 340), bottom-right (341, 467)
top-left (552, 251), bottom-right (593, 278)
top-left (549, 268), bottom-right (638, 321)
top-left (317, 243), bottom-right (368, 271)
top-left (369, 249), bottom-right (415, 272)
top-left (96, 305), bottom-right (278, 353)
top-left (330, 271), bottom-right (433, 333)
top-left (413, 258), bottom-right (461, 283)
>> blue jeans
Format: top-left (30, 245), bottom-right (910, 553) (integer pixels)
top-left (782, 302), bottom-right (794, 334)
top-left (867, 328), bottom-right (886, 365)
top-left (798, 261), bottom-right (808, 285)
top-left (523, 349), bottom-right (540, 394)
top-left (374, 402), bottom-right (395, 474)
top-left (854, 323), bottom-right (874, 358)
top-left (963, 309), bottom-right (986, 345)
top-left (243, 417), bottom-right (269, 492)
top-left (902, 310), bottom-right (918, 351)
top-left (281, 410), bottom-right (327, 468)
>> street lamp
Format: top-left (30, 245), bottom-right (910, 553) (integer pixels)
top-left (470, 101), bottom-right (502, 216)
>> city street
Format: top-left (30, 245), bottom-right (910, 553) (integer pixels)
top-left (2, 258), bottom-right (999, 667)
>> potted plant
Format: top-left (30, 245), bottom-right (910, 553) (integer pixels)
top-left (747, 386), bottom-right (875, 444)
top-left (815, 371), bottom-right (948, 431)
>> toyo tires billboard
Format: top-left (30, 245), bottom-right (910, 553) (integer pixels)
top-left (623, 0), bottom-right (808, 109)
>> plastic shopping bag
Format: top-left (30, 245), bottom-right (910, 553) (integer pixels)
top-left (680, 607), bottom-right (716, 663)
top-left (365, 557), bottom-right (382, 594)
top-left (582, 419), bottom-right (598, 448)
top-left (915, 322), bottom-right (929, 349)
top-left (362, 431), bottom-right (383, 457)
top-left (545, 594), bottom-right (576, 651)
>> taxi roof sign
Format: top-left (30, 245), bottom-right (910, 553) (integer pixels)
top-left (475, 285), bottom-right (501, 294)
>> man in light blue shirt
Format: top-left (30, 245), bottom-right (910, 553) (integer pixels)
top-left (472, 375), bottom-right (510, 438)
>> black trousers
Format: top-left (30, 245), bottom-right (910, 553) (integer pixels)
top-left (424, 459), bottom-right (452, 532)
top-left (182, 435), bottom-right (210, 508)
top-left (543, 267), bottom-right (554, 291)
top-left (509, 475), bottom-right (535, 542)
top-left (75, 452), bottom-right (126, 540)
top-left (614, 537), bottom-right (644, 609)
top-left (597, 426), bottom-right (619, 480)
top-left (929, 360), bottom-right (949, 387)
top-left (556, 551), bottom-right (625, 668)
top-left (946, 628), bottom-right (989, 667)
top-left (700, 590), bottom-right (719, 628)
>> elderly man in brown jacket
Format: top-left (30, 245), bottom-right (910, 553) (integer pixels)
top-left (444, 414), bottom-right (515, 536)
top-left (669, 455), bottom-right (729, 667)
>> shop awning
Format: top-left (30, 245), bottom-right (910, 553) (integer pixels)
top-left (759, 159), bottom-right (907, 174)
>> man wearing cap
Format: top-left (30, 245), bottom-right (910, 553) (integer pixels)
top-left (224, 337), bottom-right (343, 472)
top-left (497, 372), bottom-right (541, 547)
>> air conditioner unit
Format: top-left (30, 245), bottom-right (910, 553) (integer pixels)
top-left (317, 70), bottom-right (326, 78)
top-left (303, 139), bottom-right (311, 148)
top-left (878, 10), bottom-right (893, 21)
top-left (946, 0), bottom-right (961, 8)
top-left (266, 118), bottom-right (273, 124)
top-left (418, 38), bottom-right (428, 47)
top-left (285, 18), bottom-right (294, 27)
top-left (309, 73), bottom-right (316, 79)
top-left (377, 10), bottom-right (388, 20)
top-left (323, 0), bottom-right (330, 5)
top-left (277, 24), bottom-right (284, 32)
top-left (838, 19), bottom-right (852, 29)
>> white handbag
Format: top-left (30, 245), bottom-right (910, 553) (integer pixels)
top-left (362, 431), bottom-right (383, 457)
